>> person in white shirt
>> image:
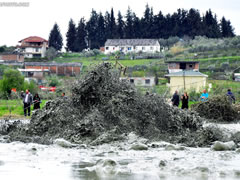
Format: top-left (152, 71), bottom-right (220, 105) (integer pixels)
top-left (22, 89), bottom-right (33, 116)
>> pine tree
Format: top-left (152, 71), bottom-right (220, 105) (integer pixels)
top-left (185, 8), bottom-right (203, 38)
top-left (141, 4), bottom-right (154, 38)
top-left (48, 23), bottom-right (63, 51)
top-left (75, 18), bottom-right (87, 52)
top-left (109, 8), bottom-right (117, 38)
top-left (86, 9), bottom-right (99, 49)
top-left (96, 12), bottom-right (106, 47)
top-left (104, 11), bottom-right (111, 39)
top-left (132, 13), bottom-right (141, 38)
top-left (125, 7), bottom-right (134, 38)
top-left (221, 17), bottom-right (235, 37)
top-left (203, 10), bottom-right (221, 38)
top-left (66, 19), bottom-right (77, 52)
top-left (116, 11), bottom-right (125, 39)
top-left (152, 11), bottom-right (166, 38)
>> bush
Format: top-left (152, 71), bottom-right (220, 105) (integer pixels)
top-left (46, 75), bottom-right (62, 87)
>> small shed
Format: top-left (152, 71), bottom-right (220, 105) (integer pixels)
top-left (165, 71), bottom-right (208, 94)
top-left (18, 68), bottom-right (50, 84)
top-left (166, 61), bottom-right (199, 73)
top-left (120, 77), bottom-right (155, 87)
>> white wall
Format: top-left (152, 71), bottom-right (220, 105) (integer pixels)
top-left (105, 45), bottom-right (160, 54)
top-left (120, 77), bottom-right (155, 87)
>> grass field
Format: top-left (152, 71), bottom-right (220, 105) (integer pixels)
top-left (0, 100), bottom-right (47, 118)
top-left (54, 58), bottom-right (161, 67)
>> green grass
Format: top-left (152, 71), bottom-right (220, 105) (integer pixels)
top-left (53, 58), bottom-right (160, 67)
top-left (0, 99), bottom-right (47, 117)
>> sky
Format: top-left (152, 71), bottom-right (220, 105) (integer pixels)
top-left (0, 0), bottom-right (239, 47)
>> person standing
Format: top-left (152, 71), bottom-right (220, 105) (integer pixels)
top-left (226, 89), bottom-right (235, 104)
top-left (33, 93), bottom-right (41, 110)
top-left (181, 92), bottom-right (189, 109)
top-left (22, 89), bottom-right (33, 116)
top-left (171, 90), bottom-right (180, 107)
top-left (200, 89), bottom-right (209, 102)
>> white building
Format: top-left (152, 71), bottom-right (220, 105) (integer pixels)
top-left (120, 77), bottom-right (155, 87)
top-left (104, 39), bottom-right (160, 54)
top-left (18, 36), bottom-right (48, 58)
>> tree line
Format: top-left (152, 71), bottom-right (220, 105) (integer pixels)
top-left (48, 5), bottom-right (235, 52)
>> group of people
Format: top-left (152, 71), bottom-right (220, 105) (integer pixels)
top-left (21, 90), bottom-right (67, 117)
top-left (21, 89), bottom-right (41, 116)
top-left (171, 90), bottom-right (189, 109)
top-left (171, 88), bottom-right (236, 109)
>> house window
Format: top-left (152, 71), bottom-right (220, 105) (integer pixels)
top-left (36, 48), bottom-right (39, 52)
top-left (27, 72), bottom-right (34, 77)
top-left (130, 79), bottom-right (134, 84)
top-left (106, 47), bottom-right (109, 50)
top-left (128, 47), bottom-right (132, 51)
top-left (189, 64), bottom-right (193, 68)
top-left (145, 79), bottom-right (150, 84)
top-left (113, 47), bottom-right (115, 50)
top-left (142, 47), bottom-right (145, 50)
top-left (120, 47), bottom-right (124, 51)
top-left (150, 47), bottom-right (153, 50)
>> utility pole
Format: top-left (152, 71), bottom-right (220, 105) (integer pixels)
top-left (183, 70), bottom-right (186, 91)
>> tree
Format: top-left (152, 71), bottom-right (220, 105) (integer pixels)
top-left (141, 4), bottom-right (154, 38)
top-left (185, 9), bottom-right (203, 38)
top-left (96, 13), bottom-right (106, 48)
top-left (75, 18), bottom-right (87, 52)
top-left (116, 11), bottom-right (125, 38)
top-left (125, 7), bottom-right (134, 38)
top-left (66, 19), bottom-right (77, 52)
top-left (104, 11), bottom-right (111, 40)
top-left (48, 23), bottom-right (63, 51)
top-left (132, 13), bottom-right (142, 38)
top-left (46, 47), bottom-right (58, 60)
top-left (86, 9), bottom-right (99, 49)
top-left (203, 10), bottom-right (221, 38)
top-left (1, 69), bottom-right (24, 95)
top-left (220, 17), bottom-right (235, 37)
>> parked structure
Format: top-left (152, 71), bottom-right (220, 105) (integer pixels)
top-left (233, 73), bottom-right (240, 81)
top-left (18, 68), bottom-right (50, 84)
top-left (17, 36), bottom-right (48, 58)
top-left (104, 39), bottom-right (160, 54)
top-left (120, 77), bottom-right (155, 87)
top-left (165, 71), bottom-right (208, 94)
top-left (166, 61), bottom-right (199, 73)
top-left (0, 53), bottom-right (24, 62)
top-left (24, 62), bottom-right (82, 76)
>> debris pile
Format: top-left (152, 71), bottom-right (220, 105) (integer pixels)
top-left (192, 95), bottom-right (239, 122)
top-left (7, 63), bottom-right (205, 146)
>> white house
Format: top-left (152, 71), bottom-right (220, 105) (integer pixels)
top-left (104, 39), bottom-right (160, 54)
top-left (120, 77), bottom-right (155, 87)
top-left (17, 36), bottom-right (48, 58)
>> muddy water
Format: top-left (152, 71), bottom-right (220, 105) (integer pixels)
top-left (1, 132), bottom-right (240, 180)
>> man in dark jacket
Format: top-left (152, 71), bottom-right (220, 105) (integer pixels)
top-left (22, 89), bottom-right (33, 116)
top-left (171, 90), bottom-right (180, 107)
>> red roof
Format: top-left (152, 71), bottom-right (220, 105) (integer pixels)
top-left (19, 36), bottom-right (48, 43)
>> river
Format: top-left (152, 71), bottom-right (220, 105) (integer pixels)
top-left (1, 123), bottom-right (240, 180)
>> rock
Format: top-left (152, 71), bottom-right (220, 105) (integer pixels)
top-left (54, 138), bottom-right (77, 148)
top-left (159, 160), bottom-right (167, 167)
top-left (165, 144), bottom-right (186, 151)
top-left (0, 160), bottom-right (4, 166)
top-left (130, 143), bottom-right (148, 150)
top-left (236, 148), bottom-right (240, 153)
top-left (95, 159), bottom-right (118, 175)
top-left (211, 141), bottom-right (236, 151)
top-left (149, 141), bottom-right (171, 148)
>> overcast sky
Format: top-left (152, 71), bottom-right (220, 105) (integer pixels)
top-left (0, 0), bottom-right (239, 47)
